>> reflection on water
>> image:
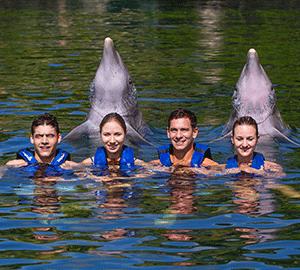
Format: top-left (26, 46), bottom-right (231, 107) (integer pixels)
top-left (1, 163), bottom-right (300, 268)
top-left (198, 1), bottom-right (224, 85)
top-left (230, 175), bottom-right (278, 245)
top-left (1, 0), bottom-right (300, 269)
top-left (231, 177), bottom-right (275, 217)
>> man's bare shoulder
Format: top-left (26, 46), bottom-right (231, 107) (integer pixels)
top-left (6, 159), bottom-right (28, 167)
top-left (80, 157), bottom-right (93, 166)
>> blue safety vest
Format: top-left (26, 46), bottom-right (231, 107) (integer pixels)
top-left (16, 148), bottom-right (71, 177)
top-left (17, 148), bottom-right (70, 165)
top-left (93, 145), bottom-right (135, 171)
top-left (225, 152), bottom-right (265, 169)
top-left (157, 143), bottom-right (212, 167)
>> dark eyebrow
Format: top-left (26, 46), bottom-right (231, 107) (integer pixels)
top-left (35, 133), bottom-right (55, 136)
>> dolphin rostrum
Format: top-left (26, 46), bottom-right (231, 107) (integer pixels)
top-left (64, 37), bottom-right (151, 144)
top-left (221, 48), bottom-right (298, 145)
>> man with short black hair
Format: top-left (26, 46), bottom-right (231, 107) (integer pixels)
top-left (152, 108), bottom-right (218, 167)
top-left (6, 113), bottom-right (75, 168)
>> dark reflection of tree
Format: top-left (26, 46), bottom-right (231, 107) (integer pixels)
top-left (0, 0), bottom-right (83, 10)
top-left (1, 0), bottom-right (300, 10)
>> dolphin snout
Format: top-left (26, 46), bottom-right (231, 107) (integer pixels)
top-left (104, 37), bottom-right (114, 48)
top-left (247, 48), bottom-right (259, 59)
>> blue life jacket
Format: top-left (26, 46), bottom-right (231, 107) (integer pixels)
top-left (17, 148), bottom-right (70, 165)
top-left (93, 145), bottom-right (135, 171)
top-left (225, 152), bottom-right (265, 169)
top-left (16, 148), bottom-right (71, 177)
top-left (157, 143), bottom-right (212, 167)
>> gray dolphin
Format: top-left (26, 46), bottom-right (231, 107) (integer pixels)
top-left (63, 37), bottom-right (151, 144)
top-left (221, 48), bottom-right (297, 145)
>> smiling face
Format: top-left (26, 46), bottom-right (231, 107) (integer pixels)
top-left (231, 124), bottom-right (259, 163)
top-left (100, 120), bottom-right (126, 160)
top-left (167, 117), bottom-right (198, 154)
top-left (30, 124), bottom-right (61, 164)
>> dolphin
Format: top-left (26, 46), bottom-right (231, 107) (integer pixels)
top-left (221, 48), bottom-right (298, 145)
top-left (63, 37), bottom-right (151, 144)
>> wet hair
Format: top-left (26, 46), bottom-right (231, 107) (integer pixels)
top-left (31, 113), bottom-right (59, 135)
top-left (168, 108), bottom-right (197, 129)
top-left (99, 113), bottom-right (127, 134)
top-left (232, 116), bottom-right (258, 137)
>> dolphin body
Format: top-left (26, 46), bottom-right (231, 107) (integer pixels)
top-left (221, 48), bottom-right (297, 145)
top-left (64, 37), bottom-right (151, 144)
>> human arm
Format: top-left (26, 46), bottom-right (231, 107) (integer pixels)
top-left (206, 163), bottom-right (242, 176)
top-left (201, 157), bottom-right (219, 167)
top-left (149, 159), bottom-right (162, 165)
top-left (238, 161), bottom-right (285, 178)
top-left (264, 161), bottom-right (283, 173)
top-left (135, 158), bottom-right (171, 173)
top-left (80, 157), bottom-right (94, 166)
top-left (6, 159), bottom-right (28, 167)
top-left (59, 160), bottom-right (81, 170)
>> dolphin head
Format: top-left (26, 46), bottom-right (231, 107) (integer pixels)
top-left (233, 48), bottom-right (276, 125)
top-left (218, 48), bottom-right (298, 152)
top-left (90, 37), bottom-right (137, 114)
top-left (64, 37), bottom-right (151, 145)
top-left (221, 48), bottom-right (291, 141)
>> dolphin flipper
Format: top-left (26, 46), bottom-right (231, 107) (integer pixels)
top-left (271, 127), bottom-right (300, 147)
top-left (210, 131), bottom-right (231, 143)
top-left (126, 125), bottom-right (156, 147)
top-left (63, 120), bottom-right (99, 141)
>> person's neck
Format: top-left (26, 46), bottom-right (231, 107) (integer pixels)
top-left (107, 156), bottom-right (121, 164)
top-left (171, 144), bottom-right (194, 166)
top-left (106, 148), bottom-right (123, 164)
top-left (35, 153), bottom-right (55, 164)
top-left (237, 153), bottom-right (254, 166)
